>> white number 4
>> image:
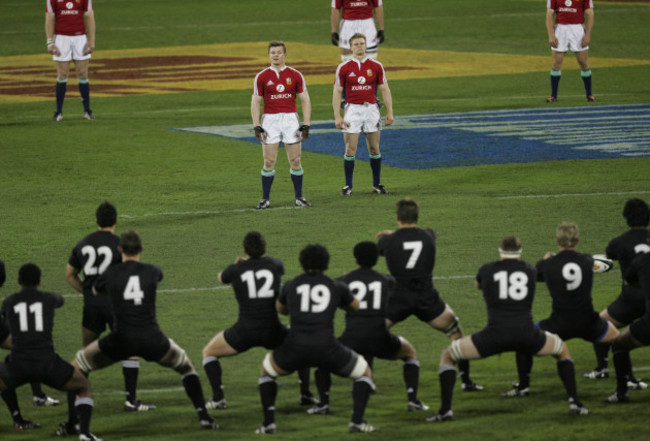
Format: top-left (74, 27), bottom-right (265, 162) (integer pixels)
top-left (123, 275), bottom-right (145, 305)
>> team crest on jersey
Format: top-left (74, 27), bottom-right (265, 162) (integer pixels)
top-left (565, 0), bottom-right (572, 6)
top-left (357, 76), bottom-right (366, 84)
top-left (276, 84), bottom-right (285, 92)
top-left (286, 78), bottom-right (292, 85)
top-left (367, 69), bottom-right (373, 77)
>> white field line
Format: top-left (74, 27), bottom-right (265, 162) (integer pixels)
top-left (496, 191), bottom-right (650, 200)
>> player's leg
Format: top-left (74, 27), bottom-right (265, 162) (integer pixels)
top-left (60, 365), bottom-right (99, 440)
top-left (74, 59), bottom-right (94, 117)
top-left (342, 132), bottom-right (360, 194)
top-left (201, 330), bottom-right (237, 409)
top-left (30, 381), bottom-right (60, 407)
top-left (333, 351), bottom-right (376, 433)
top-left (259, 143), bottom-right (280, 208)
top-left (427, 304), bottom-right (482, 391)
top-left (364, 131), bottom-right (386, 193)
top-left (307, 368), bottom-right (332, 414)
top-left (257, 352), bottom-right (291, 434)
top-left (548, 51), bottom-right (565, 102)
top-left (575, 50), bottom-right (594, 101)
top-left (607, 323), bottom-right (648, 403)
top-left (1, 387), bottom-right (40, 430)
top-left (394, 336), bottom-right (428, 411)
top-left (285, 142), bottom-right (309, 205)
top-left (53, 61), bottom-right (71, 119)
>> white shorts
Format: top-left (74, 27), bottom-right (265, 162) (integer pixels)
top-left (53, 34), bottom-right (91, 62)
top-left (339, 18), bottom-right (379, 53)
top-left (343, 103), bottom-right (381, 134)
top-left (260, 112), bottom-right (301, 145)
top-left (553, 24), bottom-right (588, 53)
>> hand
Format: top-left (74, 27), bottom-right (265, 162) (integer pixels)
top-left (543, 251), bottom-right (556, 259)
top-left (331, 32), bottom-right (340, 46)
top-left (385, 113), bottom-right (394, 126)
top-left (84, 43), bottom-right (95, 55)
top-left (549, 37), bottom-right (558, 48)
top-left (298, 124), bottom-right (310, 141)
top-left (47, 44), bottom-right (60, 56)
top-left (581, 36), bottom-right (590, 48)
top-left (254, 125), bottom-right (267, 142)
top-left (377, 30), bottom-right (385, 44)
top-left (375, 229), bottom-right (394, 238)
top-left (335, 117), bottom-right (349, 130)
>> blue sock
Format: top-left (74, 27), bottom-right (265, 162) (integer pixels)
top-left (581, 69), bottom-right (592, 97)
top-left (55, 80), bottom-right (67, 113)
top-left (344, 156), bottom-right (355, 188)
top-left (550, 69), bottom-right (561, 98)
top-left (78, 79), bottom-right (90, 112)
top-left (369, 154), bottom-right (382, 187)
top-left (290, 168), bottom-right (304, 199)
top-left (261, 169), bottom-right (275, 200)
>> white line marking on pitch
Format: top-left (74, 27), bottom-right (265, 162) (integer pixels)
top-left (496, 190), bottom-right (650, 200)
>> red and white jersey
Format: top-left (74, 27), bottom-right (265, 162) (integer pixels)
top-left (335, 57), bottom-right (387, 105)
top-left (547, 0), bottom-right (593, 25)
top-left (46, 0), bottom-right (92, 36)
top-left (332, 0), bottom-right (382, 20)
top-left (253, 66), bottom-right (307, 114)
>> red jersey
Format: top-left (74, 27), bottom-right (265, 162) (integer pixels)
top-left (253, 66), bottom-right (307, 114)
top-left (46, 0), bottom-right (92, 36)
top-left (332, 0), bottom-right (382, 20)
top-left (334, 58), bottom-right (387, 105)
top-left (547, 0), bottom-right (593, 25)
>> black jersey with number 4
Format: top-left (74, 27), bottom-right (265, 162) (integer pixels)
top-left (377, 227), bottom-right (436, 292)
top-left (476, 259), bottom-right (537, 328)
top-left (606, 229), bottom-right (650, 282)
top-left (1, 288), bottom-right (63, 360)
top-left (536, 250), bottom-right (595, 317)
top-left (338, 268), bottom-right (394, 335)
top-left (94, 261), bottom-right (163, 334)
top-left (220, 256), bottom-right (285, 324)
top-left (279, 273), bottom-right (354, 345)
top-left (68, 230), bottom-right (121, 306)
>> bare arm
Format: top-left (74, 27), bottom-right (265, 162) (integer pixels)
top-left (331, 7), bottom-right (341, 33)
top-left (378, 83), bottom-right (393, 125)
top-left (582, 8), bottom-right (594, 47)
top-left (298, 91), bottom-right (311, 126)
top-left (374, 5), bottom-right (384, 31)
top-left (84, 10), bottom-right (95, 53)
top-left (276, 300), bottom-right (289, 315)
top-left (343, 297), bottom-right (360, 312)
top-left (65, 264), bottom-right (84, 294)
top-left (251, 94), bottom-right (263, 127)
top-left (45, 12), bottom-right (59, 55)
top-left (333, 84), bottom-right (348, 129)
top-left (546, 9), bottom-right (558, 48)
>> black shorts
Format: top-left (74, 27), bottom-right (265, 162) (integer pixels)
top-left (0, 320), bottom-right (10, 346)
top-left (537, 313), bottom-right (609, 342)
top-left (273, 338), bottom-right (360, 378)
top-left (82, 304), bottom-right (115, 335)
top-left (607, 285), bottom-right (646, 326)
top-left (98, 330), bottom-right (171, 362)
top-left (0, 353), bottom-right (74, 390)
top-left (471, 324), bottom-right (547, 358)
top-left (224, 321), bottom-right (288, 353)
top-left (339, 329), bottom-right (402, 360)
top-left (385, 289), bottom-right (446, 324)
top-left (630, 316), bottom-right (650, 345)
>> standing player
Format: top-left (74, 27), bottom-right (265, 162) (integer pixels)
top-left (58, 202), bottom-right (153, 436)
top-left (376, 198), bottom-right (482, 392)
top-left (201, 231), bottom-right (316, 410)
top-left (0, 264), bottom-right (101, 441)
top-left (606, 230), bottom-right (650, 403)
top-left (427, 237), bottom-right (588, 422)
top-left (251, 41), bottom-right (312, 210)
top-left (333, 33), bottom-right (393, 196)
top-left (331, 0), bottom-right (384, 62)
top-left (585, 198), bottom-right (650, 386)
top-left (545, 0), bottom-right (595, 103)
top-left (503, 222), bottom-right (619, 397)
top-left (46, 0), bottom-right (96, 121)
top-left (306, 241), bottom-right (428, 416)
top-left (255, 244), bottom-right (377, 434)
top-left (74, 230), bottom-right (217, 430)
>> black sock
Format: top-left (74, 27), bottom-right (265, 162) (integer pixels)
top-left (297, 367), bottom-right (311, 396)
top-left (516, 352), bottom-right (533, 389)
top-left (78, 81), bottom-right (91, 112)
top-left (351, 377), bottom-right (373, 425)
top-left (439, 367), bottom-right (456, 413)
top-left (123, 360), bottom-right (139, 404)
top-left (593, 342), bottom-right (610, 370)
top-left (203, 357), bottom-right (224, 401)
top-left (30, 382), bottom-right (45, 398)
top-left (75, 398), bottom-right (93, 436)
top-left (66, 390), bottom-right (78, 426)
top-left (314, 368), bottom-right (331, 405)
top-left (457, 360), bottom-right (471, 384)
top-left (1, 389), bottom-right (23, 422)
top-left (344, 157), bottom-right (355, 188)
top-left (259, 376), bottom-right (277, 426)
top-left (613, 349), bottom-right (633, 395)
top-left (403, 359), bottom-right (420, 401)
top-left (557, 358), bottom-right (579, 402)
top-left (55, 81), bottom-right (67, 113)
top-left (182, 373), bottom-right (209, 420)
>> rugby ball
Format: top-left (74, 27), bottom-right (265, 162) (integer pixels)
top-left (593, 254), bottom-right (614, 273)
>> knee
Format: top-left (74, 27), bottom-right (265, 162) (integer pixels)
top-left (440, 347), bottom-right (455, 367)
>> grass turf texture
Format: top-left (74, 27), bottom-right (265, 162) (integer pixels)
top-left (1, 0), bottom-right (650, 440)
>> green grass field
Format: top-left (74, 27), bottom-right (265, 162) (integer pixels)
top-left (1, 0), bottom-right (650, 440)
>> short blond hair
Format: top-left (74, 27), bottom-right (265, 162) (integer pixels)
top-left (556, 222), bottom-right (580, 248)
top-left (349, 33), bottom-right (366, 45)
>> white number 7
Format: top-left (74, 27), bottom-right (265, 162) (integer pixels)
top-left (403, 241), bottom-right (423, 269)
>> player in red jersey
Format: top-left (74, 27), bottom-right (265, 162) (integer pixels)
top-left (333, 33), bottom-right (393, 196)
top-left (251, 41), bottom-right (312, 210)
top-left (45, 0), bottom-right (96, 121)
top-left (331, 0), bottom-right (384, 62)
top-left (545, 0), bottom-right (595, 103)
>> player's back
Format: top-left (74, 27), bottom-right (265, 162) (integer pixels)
top-left (2, 288), bottom-right (63, 360)
top-left (281, 272), bottom-right (353, 345)
top-left (537, 250), bottom-right (595, 316)
top-left (476, 259), bottom-right (537, 328)
top-left (94, 260), bottom-right (162, 334)
top-left (338, 268), bottom-right (393, 334)
top-left (606, 229), bottom-right (650, 280)
top-left (69, 230), bottom-right (121, 303)
top-left (378, 227), bottom-right (436, 292)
